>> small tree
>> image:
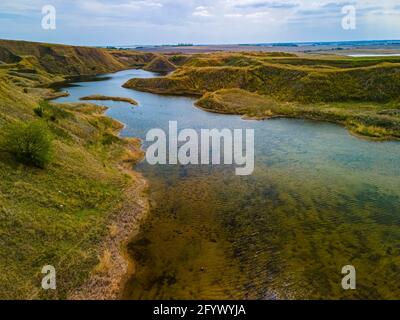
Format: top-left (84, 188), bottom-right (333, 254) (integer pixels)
top-left (1, 120), bottom-right (53, 168)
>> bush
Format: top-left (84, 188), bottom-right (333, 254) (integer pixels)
top-left (1, 121), bottom-right (53, 168)
top-left (33, 103), bottom-right (45, 118)
top-left (33, 101), bottom-right (72, 122)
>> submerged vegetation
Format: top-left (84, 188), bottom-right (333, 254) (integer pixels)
top-left (124, 52), bottom-right (400, 139)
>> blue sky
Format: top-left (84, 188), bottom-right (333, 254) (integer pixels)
top-left (1, 0), bottom-right (400, 45)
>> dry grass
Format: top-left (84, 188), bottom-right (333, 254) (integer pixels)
top-left (80, 95), bottom-right (138, 106)
top-left (0, 40), bottom-right (148, 299)
top-left (123, 51), bottom-right (400, 139)
top-left (196, 88), bottom-right (400, 139)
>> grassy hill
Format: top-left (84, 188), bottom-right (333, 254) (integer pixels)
top-left (0, 40), bottom-right (148, 299)
top-left (108, 49), bottom-right (155, 68)
top-left (0, 39), bottom-right (127, 75)
top-left (123, 52), bottom-right (400, 139)
top-left (196, 88), bottom-right (400, 139)
top-left (143, 55), bottom-right (177, 73)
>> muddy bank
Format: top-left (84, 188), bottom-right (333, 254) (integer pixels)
top-left (69, 169), bottom-right (149, 300)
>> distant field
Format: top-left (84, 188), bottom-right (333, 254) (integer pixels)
top-left (132, 42), bottom-right (400, 55)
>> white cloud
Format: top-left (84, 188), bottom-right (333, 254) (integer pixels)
top-left (224, 13), bottom-right (243, 18)
top-left (78, 0), bottom-right (163, 16)
top-left (192, 6), bottom-right (212, 17)
top-left (1, 0), bottom-right (400, 45)
top-left (245, 10), bottom-right (270, 19)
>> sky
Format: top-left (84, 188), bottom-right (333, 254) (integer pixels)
top-left (1, 0), bottom-right (400, 46)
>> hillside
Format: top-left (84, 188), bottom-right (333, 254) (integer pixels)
top-left (0, 39), bottom-right (127, 75)
top-left (144, 55), bottom-right (177, 73)
top-left (0, 39), bottom-right (169, 77)
top-left (196, 89), bottom-right (400, 139)
top-left (124, 52), bottom-right (400, 102)
top-left (123, 52), bottom-right (400, 139)
top-left (108, 49), bottom-right (155, 68)
top-left (0, 40), bottom-right (147, 299)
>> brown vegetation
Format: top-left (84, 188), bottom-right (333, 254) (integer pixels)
top-left (80, 95), bottom-right (138, 106)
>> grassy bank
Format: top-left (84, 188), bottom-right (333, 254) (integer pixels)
top-left (80, 95), bottom-right (138, 106)
top-left (0, 40), bottom-right (150, 299)
top-left (196, 89), bottom-right (400, 139)
top-left (123, 52), bottom-right (400, 139)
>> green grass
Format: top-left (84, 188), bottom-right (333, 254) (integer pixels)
top-left (0, 95), bottom-right (143, 299)
top-left (196, 88), bottom-right (400, 139)
top-left (1, 120), bottom-right (54, 168)
top-left (123, 51), bottom-right (400, 139)
top-left (0, 41), bottom-right (147, 299)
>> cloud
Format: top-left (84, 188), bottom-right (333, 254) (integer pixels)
top-left (224, 13), bottom-right (243, 18)
top-left (192, 6), bottom-right (212, 17)
top-left (234, 1), bottom-right (299, 10)
top-left (0, 0), bottom-right (399, 45)
top-left (78, 0), bottom-right (163, 16)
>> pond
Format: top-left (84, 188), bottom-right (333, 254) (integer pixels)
top-left (56, 69), bottom-right (400, 300)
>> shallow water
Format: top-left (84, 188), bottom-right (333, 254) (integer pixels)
top-left (57, 69), bottom-right (400, 300)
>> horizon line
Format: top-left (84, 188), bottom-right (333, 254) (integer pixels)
top-left (2, 37), bottom-right (400, 48)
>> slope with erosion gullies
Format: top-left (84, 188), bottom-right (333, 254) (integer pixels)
top-left (0, 39), bottom-right (193, 79)
top-left (0, 84), bottom-right (145, 300)
top-left (0, 39), bottom-right (162, 76)
top-left (253, 62), bottom-right (400, 102)
top-left (108, 49), bottom-right (155, 68)
top-left (0, 39), bottom-right (165, 94)
top-left (0, 47), bottom-right (22, 64)
top-left (124, 65), bottom-right (258, 95)
top-left (108, 50), bottom-right (192, 72)
top-left (124, 52), bottom-right (400, 102)
top-left (0, 40), bottom-right (147, 299)
top-left (123, 52), bottom-right (400, 139)
top-left (143, 54), bottom-right (177, 73)
top-left (0, 39), bottom-right (127, 75)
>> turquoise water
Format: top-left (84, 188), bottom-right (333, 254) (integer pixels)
top-left (57, 69), bottom-right (400, 300)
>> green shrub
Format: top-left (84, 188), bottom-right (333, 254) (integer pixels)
top-left (33, 101), bottom-right (72, 122)
top-left (101, 132), bottom-right (120, 146)
top-left (33, 103), bottom-right (45, 118)
top-left (1, 120), bottom-right (53, 168)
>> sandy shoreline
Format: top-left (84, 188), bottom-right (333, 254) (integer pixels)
top-left (68, 165), bottom-right (149, 300)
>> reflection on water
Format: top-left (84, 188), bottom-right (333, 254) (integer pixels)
top-left (57, 69), bottom-right (400, 300)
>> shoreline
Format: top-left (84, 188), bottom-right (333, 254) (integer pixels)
top-left (47, 68), bottom-right (399, 300)
top-left (68, 165), bottom-right (149, 300)
top-left (55, 66), bottom-right (396, 299)
top-left (193, 98), bottom-right (400, 142)
top-left (46, 75), bottom-right (150, 300)
top-left (66, 120), bottom-right (149, 300)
